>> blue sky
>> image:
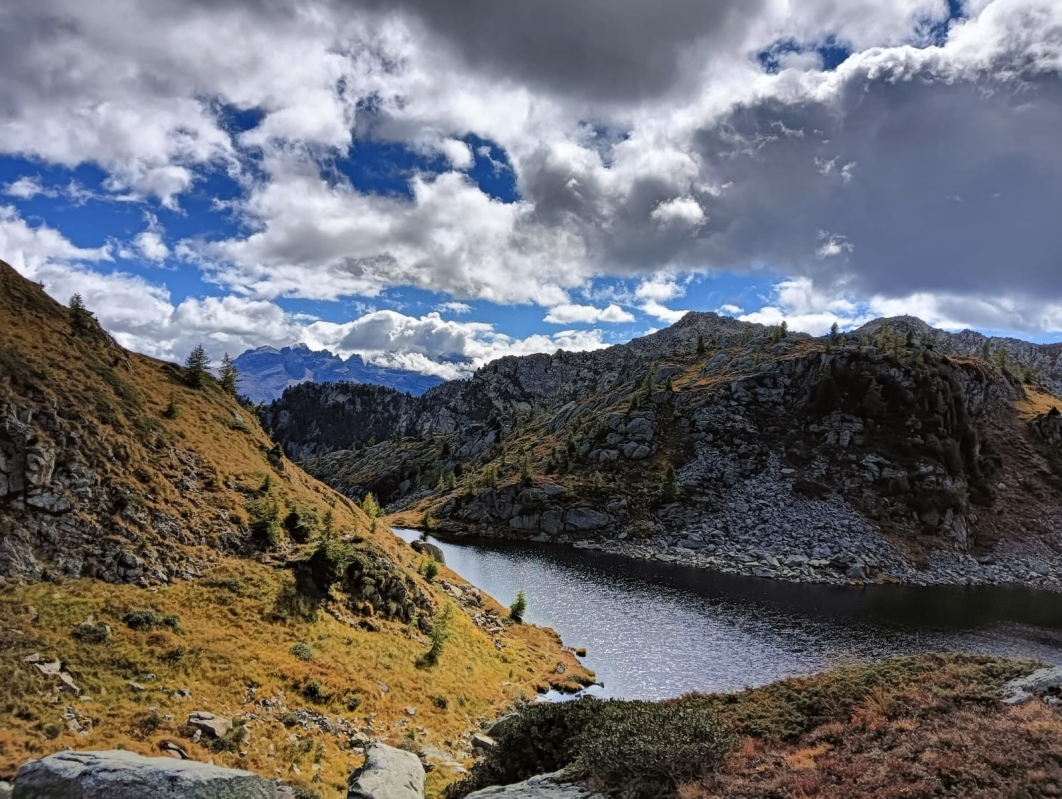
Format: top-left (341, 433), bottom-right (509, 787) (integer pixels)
top-left (2, 0), bottom-right (1060, 377)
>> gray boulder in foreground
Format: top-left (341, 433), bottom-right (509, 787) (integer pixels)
top-left (347, 743), bottom-right (425, 799)
top-left (1002, 666), bottom-right (1062, 705)
top-left (466, 772), bottom-right (602, 799)
top-left (12, 750), bottom-right (277, 799)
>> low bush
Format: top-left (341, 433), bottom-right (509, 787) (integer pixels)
top-left (445, 699), bottom-right (735, 799)
top-left (420, 555), bottom-right (439, 582)
top-left (289, 642), bottom-right (314, 661)
top-left (124, 609), bottom-right (161, 630)
top-left (302, 681), bottom-right (332, 704)
top-left (71, 621), bottom-right (111, 643)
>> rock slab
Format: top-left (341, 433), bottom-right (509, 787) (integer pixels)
top-left (347, 743), bottom-right (425, 799)
top-left (12, 750), bottom-right (277, 798)
top-left (466, 772), bottom-right (603, 799)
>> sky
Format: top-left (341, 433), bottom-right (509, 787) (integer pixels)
top-left (1, 0), bottom-right (1060, 380)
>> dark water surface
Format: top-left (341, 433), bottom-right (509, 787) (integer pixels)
top-left (394, 530), bottom-right (1062, 700)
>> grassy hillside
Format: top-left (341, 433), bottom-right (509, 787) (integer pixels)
top-left (0, 261), bottom-right (590, 798)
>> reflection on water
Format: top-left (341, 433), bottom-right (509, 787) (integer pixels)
top-left (395, 530), bottom-right (1062, 700)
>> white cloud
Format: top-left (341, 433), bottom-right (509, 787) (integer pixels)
top-left (1, 0), bottom-right (1061, 359)
top-left (3, 176), bottom-right (56, 199)
top-left (543, 302), bottom-right (635, 324)
top-left (438, 139), bottom-right (474, 170)
top-left (131, 214), bottom-right (170, 262)
top-left (718, 303), bottom-right (743, 315)
top-left (435, 300), bottom-right (472, 314)
top-left (650, 197), bottom-right (705, 228)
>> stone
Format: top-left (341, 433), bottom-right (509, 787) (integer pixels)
top-left (187, 711), bottom-right (233, 739)
top-left (409, 541), bottom-right (445, 566)
top-left (1002, 666), bottom-right (1062, 705)
top-left (625, 418), bottom-right (654, 442)
top-left (347, 743), bottom-right (425, 799)
top-left (465, 771), bottom-right (602, 798)
top-left (158, 741), bottom-right (190, 760)
top-left (0, 781), bottom-right (11, 799)
top-left (621, 442), bottom-right (650, 460)
top-left (11, 750), bottom-right (277, 798)
top-left (1030, 561), bottom-right (1050, 577)
top-left (471, 733), bottom-right (496, 751)
top-left (564, 508), bottom-right (611, 531)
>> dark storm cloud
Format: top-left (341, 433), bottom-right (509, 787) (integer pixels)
top-left (680, 59), bottom-right (1062, 298)
top-left (351, 0), bottom-right (771, 101)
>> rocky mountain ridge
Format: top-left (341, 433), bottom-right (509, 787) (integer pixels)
top-left (234, 345), bottom-right (444, 404)
top-left (0, 259), bottom-right (589, 796)
top-left (264, 313), bottom-right (1062, 591)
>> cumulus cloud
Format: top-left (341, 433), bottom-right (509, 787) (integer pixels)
top-left (3, 176), bottom-right (56, 199)
top-left (0, 205), bottom-right (607, 375)
top-left (1, 0), bottom-right (1061, 364)
top-left (543, 303), bottom-right (635, 324)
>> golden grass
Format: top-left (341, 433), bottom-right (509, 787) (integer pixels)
top-left (1015, 385), bottom-right (1062, 420)
top-left (0, 555), bottom-right (589, 797)
top-left (0, 264), bottom-right (591, 797)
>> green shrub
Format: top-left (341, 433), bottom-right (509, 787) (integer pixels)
top-left (208, 720), bottom-right (248, 754)
top-left (577, 702), bottom-right (735, 798)
top-left (72, 621), bottom-right (111, 643)
top-left (345, 695), bottom-right (362, 713)
top-left (431, 695), bottom-right (449, 710)
top-left (161, 614), bottom-right (182, 632)
top-left (283, 505), bottom-right (318, 543)
top-left (289, 641), bottom-right (314, 661)
top-left (124, 609), bottom-right (161, 631)
top-left (301, 680), bottom-right (332, 704)
top-left (509, 590), bottom-right (527, 623)
top-left (444, 699), bottom-right (734, 799)
top-left (420, 555), bottom-right (439, 582)
top-left (417, 604), bottom-right (453, 668)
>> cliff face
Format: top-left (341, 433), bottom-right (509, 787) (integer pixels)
top-left (264, 313), bottom-right (1062, 588)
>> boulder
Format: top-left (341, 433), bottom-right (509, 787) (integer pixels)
top-left (187, 711), bottom-right (233, 739)
top-left (465, 771), bottom-right (602, 798)
top-left (563, 508), bottom-right (611, 531)
top-left (471, 733), bottom-right (497, 752)
top-left (410, 540), bottom-right (445, 565)
top-left (347, 743), bottom-right (425, 799)
top-left (11, 750), bottom-right (276, 799)
top-left (1002, 666), bottom-right (1062, 705)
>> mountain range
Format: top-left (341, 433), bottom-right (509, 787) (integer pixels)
top-left (233, 345), bottom-right (445, 404)
top-left (262, 311), bottom-right (1062, 592)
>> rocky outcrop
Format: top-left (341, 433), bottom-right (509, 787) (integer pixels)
top-left (347, 743), bottom-right (425, 799)
top-left (465, 772), bottom-right (601, 799)
top-left (11, 750), bottom-right (278, 798)
top-left (265, 312), bottom-right (1062, 592)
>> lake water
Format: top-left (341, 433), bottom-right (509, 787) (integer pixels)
top-left (394, 529), bottom-right (1062, 700)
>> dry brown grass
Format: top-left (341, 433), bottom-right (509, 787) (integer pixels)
top-left (1016, 385), bottom-right (1062, 420)
top-left (0, 264), bottom-right (590, 797)
top-left (0, 556), bottom-right (589, 797)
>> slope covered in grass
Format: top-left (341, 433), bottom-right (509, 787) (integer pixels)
top-left (0, 260), bottom-right (590, 798)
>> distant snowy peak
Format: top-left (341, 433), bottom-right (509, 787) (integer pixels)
top-left (232, 345), bottom-right (444, 403)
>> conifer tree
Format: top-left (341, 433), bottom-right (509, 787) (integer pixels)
top-left (361, 492), bottom-right (381, 519)
top-left (696, 334), bottom-right (706, 356)
top-left (660, 464), bottom-right (681, 501)
top-left (68, 294), bottom-right (94, 333)
top-left (220, 353), bottom-right (239, 396)
top-left (185, 344), bottom-right (211, 388)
